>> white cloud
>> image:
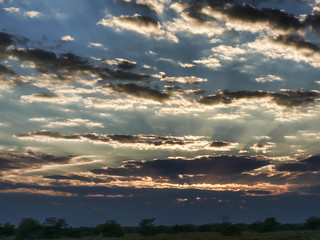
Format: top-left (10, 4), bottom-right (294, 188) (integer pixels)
top-left (193, 57), bottom-right (221, 69)
top-left (3, 7), bottom-right (20, 13)
top-left (255, 75), bottom-right (284, 83)
top-left (161, 76), bottom-right (207, 84)
top-left (178, 62), bottom-right (195, 68)
top-left (61, 35), bottom-right (74, 42)
top-left (24, 11), bottom-right (41, 18)
top-left (88, 42), bottom-right (103, 48)
top-left (136, 0), bottom-right (171, 14)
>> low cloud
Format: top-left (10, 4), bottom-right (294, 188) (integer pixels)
top-left (24, 11), bottom-right (41, 19)
top-left (107, 83), bottom-right (170, 102)
top-left (202, 4), bottom-right (304, 34)
top-left (61, 35), bottom-right (74, 42)
top-left (91, 155), bottom-right (269, 177)
top-left (198, 90), bottom-right (319, 108)
top-left (98, 14), bottom-right (178, 42)
top-left (0, 150), bottom-right (74, 176)
top-left (161, 75), bottom-right (207, 84)
top-left (16, 130), bottom-right (239, 152)
top-left (277, 155), bottom-right (320, 172)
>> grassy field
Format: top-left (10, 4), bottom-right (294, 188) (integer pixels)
top-left (2, 231), bottom-right (320, 240)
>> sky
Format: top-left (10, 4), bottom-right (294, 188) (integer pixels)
top-left (0, 0), bottom-right (320, 227)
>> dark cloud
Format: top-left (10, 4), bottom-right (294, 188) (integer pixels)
top-left (0, 32), bottom-right (14, 51)
top-left (0, 31), bottom-right (151, 82)
top-left (100, 69), bottom-right (151, 81)
top-left (107, 83), bottom-right (170, 102)
top-left (271, 90), bottom-right (319, 107)
top-left (210, 141), bottom-right (232, 148)
top-left (45, 174), bottom-right (108, 183)
top-left (0, 150), bottom-right (74, 176)
top-left (16, 131), bottom-right (195, 146)
top-left (209, 3), bottom-right (304, 31)
top-left (272, 34), bottom-right (320, 54)
top-left (0, 64), bottom-right (16, 76)
top-left (32, 92), bottom-right (58, 98)
top-left (304, 12), bottom-right (320, 34)
top-left (91, 155), bottom-right (269, 178)
top-left (277, 155), bottom-right (320, 172)
top-left (116, 60), bottom-right (137, 70)
top-left (118, 14), bottom-right (159, 28)
top-left (198, 90), bottom-right (319, 107)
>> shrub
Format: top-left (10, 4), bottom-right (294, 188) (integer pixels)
top-left (98, 220), bottom-right (124, 237)
top-left (16, 218), bottom-right (42, 240)
top-left (139, 218), bottom-right (157, 236)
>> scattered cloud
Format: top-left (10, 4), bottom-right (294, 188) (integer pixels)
top-left (24, 11), bottom-right (41, 19)
top-left (16, 130), bottom-right (239, 152)
top-left (98, 14), bottom-right (178, 42)
top-left (255, 75), bottom-right (284, 83)
top-left (61, 35), bottom-right (74, 42)
top-left (198, 90), bottom-right (319, 108)
top-left (107, 83), bottom-right (170, 102)
top-left (3, 7), bottom-right (20, 13)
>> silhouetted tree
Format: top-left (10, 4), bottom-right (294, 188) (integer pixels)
top-left (42, 217), bottom-right (68, 239)
top-left (305, 216), bottom-right (320, 231)
top-left (259, 217), bottom-right (280, 233)
top-left (139, 218), bottom-right (157, 236)
top-left (16, 218), bottom-right (42, 240)
top-left (0, 222), bottom-right (15, 236)
top-left (98, 220), bottom-right (124, 237)
top-left (220, 223), bottom-right (242, 236)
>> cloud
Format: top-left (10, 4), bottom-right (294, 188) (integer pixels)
top-left (161, 75), bottom-right (207, 84)
top-left (45, 174), bottom-right (106, 183)
top-left (0, 32), bottom-right (14, 54)
top-left (0, 63), bottom-right (15, 76)
top-left (136, 0), bottom-right (171, 14)
top-left (250, 142), bottom-right (276, 154)
top-left (107, 83), bottom-right (170, 102)
top-left (88, 42), bottom-right (107, 50)
top-left (8, 45), bottom-right (151, 82)
top-left (255, 75), bottom-right (283, 83)
top-left (198, 90), bottom-right (319, 108)
top-left (90, 155), bottom-right (269, 181)
top-left (0, 149), bottom-right (74, 176)
top-left (16, 130), bottom-right (239, 152)
top-left (98, 14), bottom-right (178, 42)
top-left (0, 188), bottom-right (77, 197)
top-left (3, 7), bottom-right (20, 13)
top-left (272, 34), bottom-right (320, 54)
top-left (247, 35), bottom-right (320, 67)
top-left (304, 11), bottom-right (320, 34)
top-left (202, 4), bottom-right (304, 34)
top-left (37, 118), bottom-right (104, 128)
top-left (20, 92), bottom-right (82, 104)
top-left (193, 57), bottom-right (221, 69)
top-left (277, 155), bottom-right (320, 172)
top-left (103, 58), bottom-right (137, 70)
top-left (24, 11), bottom-right (41, 18)
top-left (61, 35), bottom-right (74, 42)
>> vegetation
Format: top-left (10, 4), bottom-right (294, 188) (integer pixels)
top-left (1, 216), bottom-right (320, 239)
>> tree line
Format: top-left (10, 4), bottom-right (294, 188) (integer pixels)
top-left (1, 216), bottom-right (320, 239)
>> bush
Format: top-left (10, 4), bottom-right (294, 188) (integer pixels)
top-left (259, 217), bottom-right (280, 233)
top-left (305, 216), bottom-right (320, 231)
top-left (98, 220), bottom-right (124, 237)
top-left (139, 218), bottom-right (157, 236)
top-left (220, 224), bottom-right (242, 236)
top-left (0, 222), bottom-right (15, 236)
top-left (16, 218), bottom-right (42, 240)
top-left (42, 217), bottom-right (69, 239)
